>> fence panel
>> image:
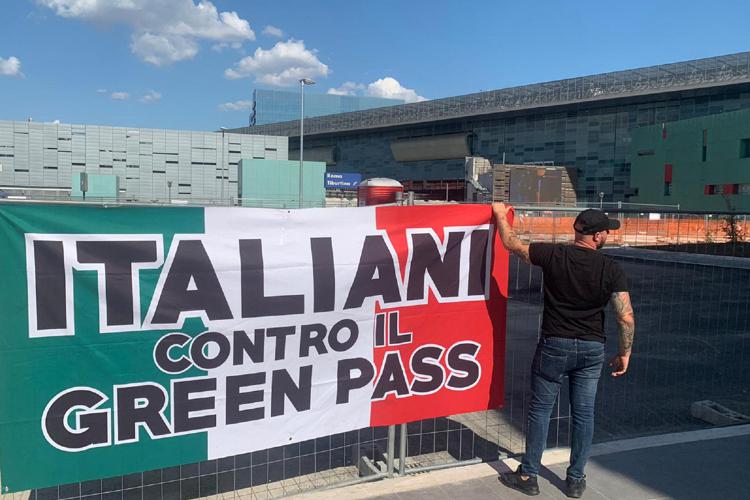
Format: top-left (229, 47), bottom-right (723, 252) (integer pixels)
top-left (2, 203), bottom-right (748, 500)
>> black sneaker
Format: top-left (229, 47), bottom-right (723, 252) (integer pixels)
top-left (499, 466), bottom-right (540, 496)
top-left (565, 476), bottom-right (586, 498)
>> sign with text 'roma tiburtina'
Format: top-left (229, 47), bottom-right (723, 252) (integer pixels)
top-left (0, 203), bottom-right (509, 492)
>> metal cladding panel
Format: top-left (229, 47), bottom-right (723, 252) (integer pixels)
top-left (288, 146), bottom-right (335, 165)
top-left (239, 158), bottom-right (325, 207)
top-left (390, 133), bottom-right (470, 161)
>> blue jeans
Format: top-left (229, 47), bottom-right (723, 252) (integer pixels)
top-left (521, 336), bottom-right (605, 480)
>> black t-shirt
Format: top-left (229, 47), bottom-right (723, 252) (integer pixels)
top-left (529, 243), bottom-right (628, 342)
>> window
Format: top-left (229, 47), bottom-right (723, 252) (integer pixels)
top-left (664, 182), bottom-right (672, 196)
top-left (702, 129), bottom-right (708, 161)
top-left (637, 149), bottom-right (655, 156)
top-left (709, 184), bottom-right (739, 195)
top-left (740, 138), bottom-right (750, 159)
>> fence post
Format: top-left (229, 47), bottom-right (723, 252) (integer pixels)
top-left (387, 425), bottom-right (395, 477)
top-left (399, 423), bottom-right (407, 475)
top-left (551, 211), bottom-right (557, 243)
top-left (704, 214), bottom-right (709, 243)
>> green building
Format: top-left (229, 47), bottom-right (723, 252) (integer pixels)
top-left (238, 159), bottom-right (326, 208)
top-left (629, 108), bottom-right (750, 211)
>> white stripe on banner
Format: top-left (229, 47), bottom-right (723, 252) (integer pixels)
top-left (203, 207), bottom-right (377, 458)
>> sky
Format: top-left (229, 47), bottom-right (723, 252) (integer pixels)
top-left (1, 0), bottom-right (749, 131)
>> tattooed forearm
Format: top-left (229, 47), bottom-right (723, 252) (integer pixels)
top-left (618, 321), bottom-right (635, 352)
top-left (495, 213), bottom-right (530, 263)
top-left (611, 292), bottom-right (635, 354)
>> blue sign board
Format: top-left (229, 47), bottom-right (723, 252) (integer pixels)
top-left (325, 172), bottom-right (362, 189)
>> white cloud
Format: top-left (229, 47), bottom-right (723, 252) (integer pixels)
top-left (0, 56), bottom-right (23, 77)
top-left (327, 81), bottom-right (365, 96)
top-left (38, 0), bottom-right (255, 66)
top-left (110, 91), bottom-right (130, 100)
top-left (262, 25), bottom-right (283, 38)
top-left (366, 77), bottom-right (426, 103)
top-left (131, 32), bottom-right (198, 66)
top-left (326, 77), bottom-right (425, 103)
top-left (224, 39), bottom-right (329, 86)
top-left (218, 99), bottom-right (253, 111)
top-left (139, 90), bottom-right (162, 103)
top-left (211, 41), bottom-right (242, 52)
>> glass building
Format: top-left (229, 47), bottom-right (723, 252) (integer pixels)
top-left (250, 89), bottom-right (404, 126)
top-left (234, 52), bottom-right (750, 202)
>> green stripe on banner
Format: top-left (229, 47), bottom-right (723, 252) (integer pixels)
top-left (0, 204), bottom-right (208, 492)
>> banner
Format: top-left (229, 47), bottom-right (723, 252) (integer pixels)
top-left (0, 203), bottom-right (509, 492)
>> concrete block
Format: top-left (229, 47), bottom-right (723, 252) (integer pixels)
top-left (690, 400), bottom-right (750, 426)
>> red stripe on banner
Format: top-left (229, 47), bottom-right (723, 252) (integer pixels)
top-left (368, 204), bottom-right (509, 427)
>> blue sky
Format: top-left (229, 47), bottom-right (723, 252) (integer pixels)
top-left (1, 0), bottom-right (749, 131)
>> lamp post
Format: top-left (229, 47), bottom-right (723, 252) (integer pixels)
top-left (220, 127), bottom-right (227, 205)
top-left (299, 78), bottom-right (316, 208)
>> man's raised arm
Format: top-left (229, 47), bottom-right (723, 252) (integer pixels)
top-left (492, 202), bottom-right (530, 264)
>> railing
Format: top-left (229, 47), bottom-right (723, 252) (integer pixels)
top-left (2, 202), bottom-right (749, 500)
top-left (0, 195), bottom-right (357, 209)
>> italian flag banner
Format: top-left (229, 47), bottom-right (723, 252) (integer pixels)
top-left (0, 203), bottom-right (509, 492)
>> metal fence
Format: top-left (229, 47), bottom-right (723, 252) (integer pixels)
top-left (388, 207), bottom-right (750, 483)
top-left (3, 203), bottom-right (749, 500)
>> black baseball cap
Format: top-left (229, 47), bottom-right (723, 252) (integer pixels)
top-left (573, 209), bottom-right (620, 235)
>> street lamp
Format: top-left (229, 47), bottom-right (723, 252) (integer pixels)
top-left (299, 78), bottom-right (316, 208)
top-left (219, 127), bottom-right (227, 205)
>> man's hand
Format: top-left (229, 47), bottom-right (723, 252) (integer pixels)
top-left (609, 353), bottom-right (630, 377)
top-left (492, 202), bottom-right (511, 220)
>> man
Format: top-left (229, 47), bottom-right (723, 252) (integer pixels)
top-left (493, 204), bottom-right (635, 498)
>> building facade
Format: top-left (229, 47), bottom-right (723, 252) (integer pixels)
top-left (0, 121), bottom-right (287, 203)
top-left (629, 107), bottom-right (750, 211)
top-left (235, 52), bottom-right (750, 203)
top-left (250, 89), bottom-right (404, 126)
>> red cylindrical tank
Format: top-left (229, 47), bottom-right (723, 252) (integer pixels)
top-left (357, 178), bottom-right (404, 206)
